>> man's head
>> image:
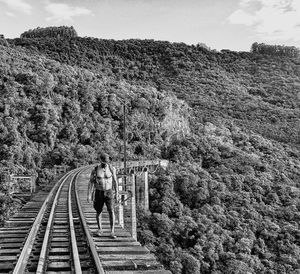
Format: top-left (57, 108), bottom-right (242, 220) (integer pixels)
top-left (100, 153), bottom-right (110, 164)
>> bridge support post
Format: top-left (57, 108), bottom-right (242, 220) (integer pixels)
top-left (117, 177), bottom-right (124, 228)
top-left (130, 171), bottom-right (137, 240)
top-left (143, 169), bottom-right (149, 212)
top-left (118, 196), bottom-right (124, 228)
top-left (8, 175), bottom-right (13, 196)
top-left (30, 176), bottom-right (36, 193)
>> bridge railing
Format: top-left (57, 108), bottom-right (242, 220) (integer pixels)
top-left (9, 174), bottom-right (37, 194)
top-left (113, 159), bottom-right (168, 173)
top-left (111, 159), bottom-right (169, 240)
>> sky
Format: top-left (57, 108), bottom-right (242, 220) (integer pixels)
top-left (0, 0), bottom-right (300, 51)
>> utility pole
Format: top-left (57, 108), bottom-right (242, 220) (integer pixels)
top-left (123, 103), bottom-right (127, 191)
top-left (108, 93), bottom-right (127, 190)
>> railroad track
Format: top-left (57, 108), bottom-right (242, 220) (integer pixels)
top-left (0, 168), bottom-right (97, 273)
top-left (0, 166), bottom-right (171, 274)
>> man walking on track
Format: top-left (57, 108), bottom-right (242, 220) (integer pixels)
top-left (87, 153), bottom-right (118, 238)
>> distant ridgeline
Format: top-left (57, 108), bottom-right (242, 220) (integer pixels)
top-left (251, 42), bottom-right (300, 58)
top-left (20, 26), bottom-right (78, 39)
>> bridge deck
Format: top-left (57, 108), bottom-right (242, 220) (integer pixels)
top-left (77, 169), bottom-right (171, 273)
top-left (0, 165), bottom-right (170, 273)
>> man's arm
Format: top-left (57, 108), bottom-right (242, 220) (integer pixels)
top-left (87, 168), bottom-right (95, 202)
top-left (112, 166), bottom-right (118, 198)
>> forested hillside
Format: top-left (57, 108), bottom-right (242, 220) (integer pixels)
top-left (1, 27), bottom-right (300, 273)
top-left (10, 35), bottom-right (300, 147)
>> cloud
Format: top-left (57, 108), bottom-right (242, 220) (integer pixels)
top-left (228, 9), bottom-right (257, 26)
top-left (5, 11), bottom-right (16, 17)
top-left (228, 0), bottom-right (300, 42)
top-left (0, 0), bottom-right (32, 14)
top-left (45, 3), bottom-right (92, 22)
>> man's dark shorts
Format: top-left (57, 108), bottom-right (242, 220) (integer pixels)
top-left (93, 189), bottom-right (114, 213)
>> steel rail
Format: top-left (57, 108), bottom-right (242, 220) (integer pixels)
top-left (74, 169), bottom-right (105, 274)
top-left (36, 170), bottom-right (78, 273)
top-left (68, 173), bottom-right (82, 274)
top-left (13, 172), bottom-right (70, 274)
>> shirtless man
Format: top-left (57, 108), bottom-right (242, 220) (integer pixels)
top-left (87, 153), bottom-right (118, 238)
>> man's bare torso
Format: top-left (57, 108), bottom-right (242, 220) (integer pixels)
top-left (96, 165), bottom-right (113, 191)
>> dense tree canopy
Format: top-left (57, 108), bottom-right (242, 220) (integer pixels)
top-left (251, 42), bottom-right (300, 58)
top-left (10, 36), bottom-right (300, 148)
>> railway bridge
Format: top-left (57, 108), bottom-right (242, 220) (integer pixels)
top-left (0, 160), bottom-right (171, 274)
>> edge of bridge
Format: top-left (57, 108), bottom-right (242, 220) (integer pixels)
top-left (76, 163), bottom-right (172, 273)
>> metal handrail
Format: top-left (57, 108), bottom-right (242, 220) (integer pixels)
top-left (113, 159), bottom-right (168, 170)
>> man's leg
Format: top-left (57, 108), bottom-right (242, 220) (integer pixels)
top-left (94, 190), bottom-right (105, 236)
top-left (96, 212), bottom-right (102, 232)
top-left (106, 194), bottom-right (116, 238)
top-left (108, 210), bottom-right (115, 234)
